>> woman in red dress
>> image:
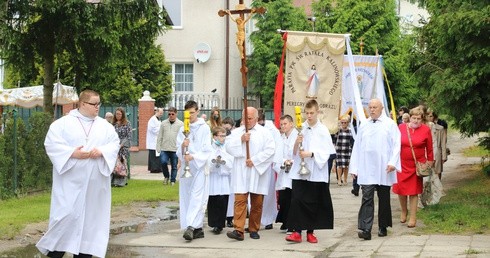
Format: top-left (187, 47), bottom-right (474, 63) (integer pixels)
top-left (393, 107), bottom-right (433, 228)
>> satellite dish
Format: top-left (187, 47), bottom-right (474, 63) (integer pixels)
top-left (193, 42), bottom-right (211, 63)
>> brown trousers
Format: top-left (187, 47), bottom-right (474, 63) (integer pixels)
top-left (233, 193), bottom-right (264, 233)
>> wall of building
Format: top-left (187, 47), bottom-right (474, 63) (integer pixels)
top-left (156, 0), bottom-right (254, 110)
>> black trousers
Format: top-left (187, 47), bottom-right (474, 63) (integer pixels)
top-left (47, 251), bottom-right (92, 258)
top-left (148, 150), bottom-right (162, 173)
top-left (358, 184), bottom-right (392, 232)
top-left (275, 188), bottom-right (292, 225)
top-left (207, 195), bottom-right (229, 228)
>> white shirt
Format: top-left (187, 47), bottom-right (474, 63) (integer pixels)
top-left (146, 115), bottom-right (161, 150)
top-left (226, 124), bottom-right (275, 195)
top-left (349, 116), bottom-right (401, 186)
top-left (288, 120), bottom-right (336, 183)
top-left (276, 129), bottom-right (298, 190)
top-left (208, 142), bottom-right (234, 195)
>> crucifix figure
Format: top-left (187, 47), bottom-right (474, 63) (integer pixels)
top-left (226, 8), bottom-right (254, 59)
top-left (219, 1), bottom-right (265, 159)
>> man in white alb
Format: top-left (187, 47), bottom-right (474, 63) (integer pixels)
top-left (36, 90), bottom-right (120, 258)
top-left (147, 108), bottom-right (163, 173)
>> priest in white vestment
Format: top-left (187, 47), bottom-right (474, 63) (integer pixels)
top-left (226, 107), bottom-right (275, 241)
top-left (36, 90), bottom-right (120, 258)
top-left (176, 100), bottom-right (213, 241)
top-left (147, 108), bottom-right (163, 173)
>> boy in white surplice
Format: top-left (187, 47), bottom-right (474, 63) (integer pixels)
top-left (207, 126), bottom-right (234, 234)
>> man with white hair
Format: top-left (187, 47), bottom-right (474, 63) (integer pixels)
top-left (349, 98), bottom-right (401, 240)
top-left (104, 112), bottom-right (113, 123)
top-left (226, 107), bottom-right (275, 241)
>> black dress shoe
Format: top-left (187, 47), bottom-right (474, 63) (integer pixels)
top-left (193, 228), bottom-right (204, 239)
top-left (265, 224), bottom-right (273, 230)
top-left (358, 230), bottom-right (371, 240)
top-left (212, 227), bottom-right (223, 234)
top-left (244, 227), bottom-right (250, 233)
top-left (280, 224), bottom-right (287, 230)
top-left (227, 230), bottom-right (244, 241)
top-left (351, 189), bottom-right (359, 196)
top-left (249, 232), bottom-right (260, 239)
top-left (378, 227), bottom-right (387, 237)
top-left (226, 221), bottom-right (234, 228)
top-left (183, 226), bottom-right (194, 241)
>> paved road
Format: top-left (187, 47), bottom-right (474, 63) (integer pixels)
top-left (111, 134), bottom-right (489, 257)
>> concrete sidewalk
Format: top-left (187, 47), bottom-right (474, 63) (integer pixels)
top-left (115, 151), bottom-right (489, 257)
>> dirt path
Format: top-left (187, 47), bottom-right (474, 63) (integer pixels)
top-left (0, 131), bottom-right (483, 254)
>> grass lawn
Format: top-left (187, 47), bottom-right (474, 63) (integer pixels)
top-left (417, 146), bottom-right (490, 234)
top-left (0, 180), bottom-right (179, 240)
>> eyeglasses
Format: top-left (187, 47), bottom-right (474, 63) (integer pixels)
top-left (168, 113), bottom-right (176, 116)
top-left (84, 102), bottom-right (101, 107)
top-left (340, 122), bottom-right (348, 124)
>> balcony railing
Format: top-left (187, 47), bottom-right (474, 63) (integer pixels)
top-left (167, 91), bottom-right (258, 110)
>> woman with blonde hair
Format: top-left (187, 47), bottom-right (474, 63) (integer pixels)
top-left (393, 107), bottom-right (433, 227)
top-left (334, 114), bottom-right (354, 186)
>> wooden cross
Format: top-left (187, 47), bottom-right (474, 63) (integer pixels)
top-left (219, 1), bottom-right (265, 159)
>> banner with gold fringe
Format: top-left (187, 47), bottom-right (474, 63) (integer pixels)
top-left (283, 31), bottom-right (346, 133)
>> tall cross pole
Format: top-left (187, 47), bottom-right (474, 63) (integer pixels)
top-left (219, 1), bottom-right (265, 159)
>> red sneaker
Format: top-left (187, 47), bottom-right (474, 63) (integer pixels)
top-left (306, 232), bottom-right (318, 243)
top-left (285, 232), bottom-right (302, 243)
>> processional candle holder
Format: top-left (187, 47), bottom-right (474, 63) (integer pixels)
top-left (182, 111), bottom-right (192, 178)
top-left (295, 106), bottom-right (310, 175)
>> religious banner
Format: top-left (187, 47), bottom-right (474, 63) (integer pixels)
top-left (283, 31), bottom-right (346, 133)
top-left (341, 55), bottom-right (389, 120)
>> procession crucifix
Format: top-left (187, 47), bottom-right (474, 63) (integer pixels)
top-left (218, 1), bottom-right (265, 159)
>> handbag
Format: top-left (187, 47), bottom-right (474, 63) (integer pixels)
top-left (406, 125), bottom-right (432, 177)
top-left (113, 154), bottom-right (127, 177)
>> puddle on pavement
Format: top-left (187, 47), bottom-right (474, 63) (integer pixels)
top-left (0, 205), bottom-right (178, 257)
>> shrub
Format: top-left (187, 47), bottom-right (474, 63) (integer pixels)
top-left (0, 111), bottom-right (53, 199)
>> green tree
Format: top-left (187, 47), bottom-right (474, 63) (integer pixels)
top-left (410, 0), bottom-right (490, 143)
top-left (249, 0), bottom-right (309, 108)
top-left (312, 0), bottom-right (417, 108)
top-left (0, 0), bottom-right (169, 112)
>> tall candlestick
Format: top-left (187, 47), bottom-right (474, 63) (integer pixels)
top-left (294, 106), bottom-right (302, 129)
top-left (184, 110), bottom-right (190, 133)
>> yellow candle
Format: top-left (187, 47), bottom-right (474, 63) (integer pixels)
top-left (184, 110), bottom-right (190, 133)
top-left (294, 106), bottom-right (302, 129)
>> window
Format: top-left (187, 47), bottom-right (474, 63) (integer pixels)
top-left (173, 64), bottom-right (193, 92)
top-left (162, 0), bottom-right (182, 28)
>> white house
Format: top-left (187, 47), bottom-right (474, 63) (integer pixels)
top-left (156, 0), bottom-right (256, 110)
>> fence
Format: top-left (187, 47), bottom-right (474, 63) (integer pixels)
top-left (0, 104), bottom-right (274, 199)
top-left (99, 105), bottom-right (139, 146)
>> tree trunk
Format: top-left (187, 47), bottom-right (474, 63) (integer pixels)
top-left (42, 37), bottom-right (55, 114)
